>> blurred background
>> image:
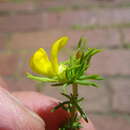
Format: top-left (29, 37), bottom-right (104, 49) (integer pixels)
top-left (0, 0), bottom-right (130, 130)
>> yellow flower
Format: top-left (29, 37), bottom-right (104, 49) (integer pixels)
top-left (30, 36), bottom-right (69, 77)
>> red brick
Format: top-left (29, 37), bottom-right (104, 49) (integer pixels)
top-left (37, 0), bottom-right (97, 9)
top-left (18, 51), bottom-right (36, 77)
top-left (90, 114), bottom-right (130, 130)
top-left (39, 84), bottom-right (64, 101)
top-left (0, 52), bottom-right (19, 76)
top-left (114, 0), bottom-right (130, 4)
top-left (0, 33), bottom-right (6, 49)
top-left (64, 29), bottom-right (120, 48)
top-left (1, 8), bottom-right (130, 32)
top-left (41, 9), bottom-right (130, 28)
top-left (0, 2), bottom-right (34, 12)
top-left (4, 77), bottom-right (36, 92)
top-left (37, 0), bottom-right (130, 9)
top-left (8, 29), bottom-right (120, 51)
top-left (122, 29), bottom-right (130, 44)
top-left (0, 76), bottom-right (8, 89)
top-left (0, 13), bottom-right (43, 32)
top-left (88, 50), bottom-right (130, 75)
top-left (79, 81), bottom-right (110, 112)
top-left (109, 78), bottom-right (130, 112)
top-left (8, 31), bottom-right (59, 50)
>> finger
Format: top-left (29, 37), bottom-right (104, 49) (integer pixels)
top-left (80, 118), bottom-right (96, 130)
top-left (13, 91), bottom-right (69, 130)
top-left (0, 87), bottom-right (45, 130)
top-left (13, 91), bottom-right (95, 130)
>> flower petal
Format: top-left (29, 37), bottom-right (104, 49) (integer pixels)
top-left (50, 36), bottom-right (69, 73)
top-left (30, 48), bottom-right (54, 76)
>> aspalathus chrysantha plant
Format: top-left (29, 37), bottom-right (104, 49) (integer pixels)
top-left (26, 36), bottom-right (104, 130)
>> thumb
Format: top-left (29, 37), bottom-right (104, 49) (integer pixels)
top-left (80, 118), bottom-right (96, 130)
top-left (0, 87), bottom-right (45, 130)
top-left (13, 91), bottom-right (69, 130)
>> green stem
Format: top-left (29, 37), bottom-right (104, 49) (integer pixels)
top-left (70, 83), bottom-right (78, 130)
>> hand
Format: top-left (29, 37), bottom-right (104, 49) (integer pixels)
top-left (0, 86), bottom-right (45, 130)
top-left (0, 85), bottom-right (95, 130)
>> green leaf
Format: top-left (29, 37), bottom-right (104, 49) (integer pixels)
top-left (77, 97), bottom-right (84, 102)
top-left (72, 121), bottom-right (81, 128)
top-left (61, 93), bottom-right (71, 99)
top-left (73, 99), bottom-right (88, 122)
top-left (77, 37), bottom-right (87, 49)
top-left (61, 83), bottom-right (69, 93)
top-left (51, 101), bottom-right (70, 112)
top-left (51, 83), bottom-right (64, 86)
top-left (68, 64), bottom-right (80, 70)
top-left (79, 75), bottom-right (104, 80)
top-left (90, 49), bottom-right (102, 56)
top-left (75, 80), bottom-right (99, 87)
top-left (26, 73), bottom-right (57, 82)
top-left (84, 48), bottom-right (103, 65)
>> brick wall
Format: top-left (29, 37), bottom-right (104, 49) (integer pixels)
top-left (0, 0), bottom-right (130, 130)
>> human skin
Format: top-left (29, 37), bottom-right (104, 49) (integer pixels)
top-left (0, 86), bottom-right (45, 130)
top-left (0, 85), bottom-right (95, 130)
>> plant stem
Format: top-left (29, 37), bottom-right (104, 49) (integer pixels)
top-left (70, 83), bottom-right (78, 130)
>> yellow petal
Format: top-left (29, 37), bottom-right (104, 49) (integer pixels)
top-left (50, 36), bottom-right (69, 73)
top-left (30, 48), bottom-right (54, 76)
